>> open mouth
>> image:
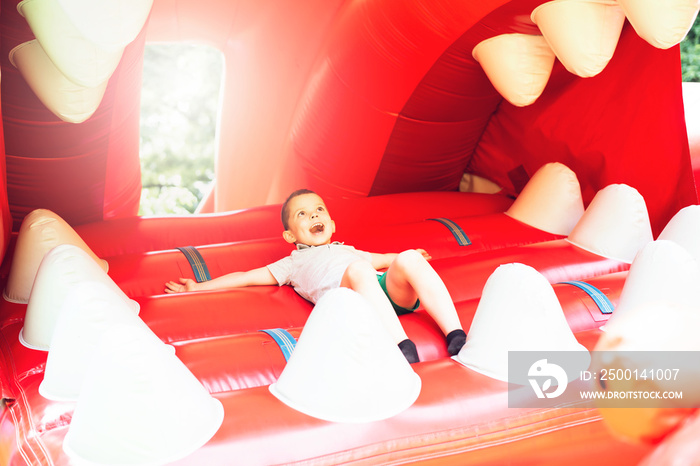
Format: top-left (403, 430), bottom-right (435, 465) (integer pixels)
top-left (310, 222), bottom-right (325, 234)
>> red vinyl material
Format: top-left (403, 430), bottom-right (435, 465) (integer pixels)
top-left (0, 0), bottom-right (698, 464)
top-left (105, 218), bottom-right (568, 298)
top-left (74, 192), bottom-right (514, 257)
top-left (0, 191), bottom-right (645, 465)
top-left (0, 322), bottom-right (655, 466)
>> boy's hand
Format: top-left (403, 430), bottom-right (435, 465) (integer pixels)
top-left (416, 249), bottom-right (432, 261)
top-left (164, 278), bottom-right (198, 293)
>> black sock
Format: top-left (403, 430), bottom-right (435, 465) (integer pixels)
top-left (446, 329), bottom-right (466, 355)
top-left (398, 339), bottom-right (420, 364)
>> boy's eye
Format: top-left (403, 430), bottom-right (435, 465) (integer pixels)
top-left (297, 211), bottom-right (305, 217)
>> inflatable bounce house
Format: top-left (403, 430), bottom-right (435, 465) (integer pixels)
top-left (2, 0), bottom-right (700, 464)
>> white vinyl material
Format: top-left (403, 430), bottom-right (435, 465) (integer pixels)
top-left (270, 288), bottom-right (421, 423)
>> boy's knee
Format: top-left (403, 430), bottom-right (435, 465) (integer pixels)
top-left (395, 249), bottom-right (426, 270)
top-left (343, 260), bottom-right (377, 286)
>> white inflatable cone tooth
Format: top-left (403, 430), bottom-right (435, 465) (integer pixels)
top-left (20, 244), bottom-right (138, 351)
top-left (63, 325), bottom-right (224, 466)
top-left (9, 40), bottom-right (109, 123)
top-left (601, 240), bottom-right (700, 337)
top-left (567, 184), bottom-right (653, 263)
top-left (455, 263), bottom-right (589, 382)
top-left (592, 300), bottom-right (700, 443)
top-left (658, 205), bottom-right (700, 264)
top-left (618, 0), bottom-right (700, 49)
top-left (505, 162), bottom-right (584, 235)
top-left (531, 0), bottom-right (626, 78)
top-left (17, 0), bottom-right (125, 87)
top-left (472, 33), bottom-right (556, 107)
top-left (40, 281), bottom-right (152, 401)
top-left (55, 0), bottom-right (154, 51)
top-left (269, 288), bottom-right (421, 423)
top-left (594, 301), bottom-right (700, 401)
top-left (4, 208), bottom-right (106, 303)
top-left (597, 301), bottom-right (700, 354)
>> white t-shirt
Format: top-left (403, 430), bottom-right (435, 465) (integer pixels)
top-left (266, 243), bottom-right (372, 303)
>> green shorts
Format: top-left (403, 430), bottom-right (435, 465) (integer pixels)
top-left (377, 272), bottom-right (420, 316)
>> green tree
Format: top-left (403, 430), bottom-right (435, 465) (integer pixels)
top-left (681, 16), bottom-right (700, 82)
top-left (139, 43), bottom-right (223, 215)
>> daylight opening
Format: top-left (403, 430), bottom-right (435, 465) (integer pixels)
top-left (139, 43), bottom-right (224, 215)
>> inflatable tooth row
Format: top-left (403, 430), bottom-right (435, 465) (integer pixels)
top-left (1, 0), bottom-right (696, 230)
top-left (4, 161), bottom-right (698, 465)
top-left (474, 0), bottom-right (699, 106)
top-left (8, 0), bottom-right (153, 123)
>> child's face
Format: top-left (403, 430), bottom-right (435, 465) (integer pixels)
top-left (283, 193), bottom-right (336, 246)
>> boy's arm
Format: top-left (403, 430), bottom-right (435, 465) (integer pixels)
top-left (165, 266), bottom-right (278, 293)
top-left (369, 249), bottom-right (431, 270)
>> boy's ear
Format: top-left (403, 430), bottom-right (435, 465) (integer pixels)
top-left (331, 220), bottom-right (336, 234)
top-left (282, 230), bottom-right (296, 244)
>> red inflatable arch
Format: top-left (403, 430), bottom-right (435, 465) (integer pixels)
top-left (0, 0), bottom-right (696, 230)
top-left (1, 0), bottom-right (700, 465)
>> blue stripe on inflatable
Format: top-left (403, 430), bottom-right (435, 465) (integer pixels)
top-left (559, 281), bottom-right (614, 315)
top-left (260, 328), bottom-right (297, 361)
top-left (428, 218), bottom-right (471, 246)
top-left (176, 246), bottom-right (212, 283)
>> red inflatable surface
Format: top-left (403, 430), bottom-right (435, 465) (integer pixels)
top-left (1, 0), bottom-right (699, 464)
top-left (0, 190), bottom-right (651, 465)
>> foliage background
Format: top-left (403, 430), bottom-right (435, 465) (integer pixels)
top-left (140, 19), bottom-right (700, 215)
top-left (139, 44), bottom-right (223, 215)
top-left (681, 17), bottom-right (700, 82)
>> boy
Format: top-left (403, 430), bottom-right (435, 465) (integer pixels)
top-left (165, 189), bottom-right (466, 363)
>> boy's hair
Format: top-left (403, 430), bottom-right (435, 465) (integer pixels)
top-left (281, 188), bottom-right (317, 230)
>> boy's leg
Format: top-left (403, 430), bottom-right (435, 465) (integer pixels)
top-left (384, 250), bottom-right (466, 354)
